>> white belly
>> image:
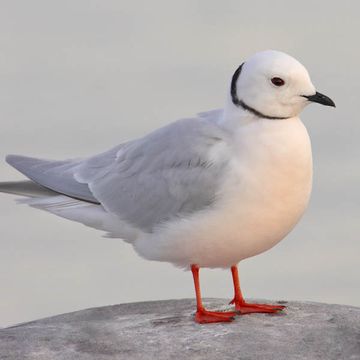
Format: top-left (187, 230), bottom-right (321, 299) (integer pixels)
top-left (135, 117), bottom-right (313, 268)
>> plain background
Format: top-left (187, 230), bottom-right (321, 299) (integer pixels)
top-left (0, 1), bottom-right (359, 328)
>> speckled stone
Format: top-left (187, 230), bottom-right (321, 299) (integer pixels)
top-left (1, 299), bottom-right (359, 360)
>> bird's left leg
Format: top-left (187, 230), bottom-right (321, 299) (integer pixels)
top-left (229, 265), bottom-right (286, 314)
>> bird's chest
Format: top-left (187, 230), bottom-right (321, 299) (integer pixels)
top-left (228, 139), bottom-right (312, 219)
top-left (212, 119), bottom-right (313, 260)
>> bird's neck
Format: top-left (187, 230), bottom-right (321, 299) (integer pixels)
top-left (220, 99), bottom-right (300, 133)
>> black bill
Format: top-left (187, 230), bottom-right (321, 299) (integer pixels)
top-left (303, 91), bottom-right (336, 107)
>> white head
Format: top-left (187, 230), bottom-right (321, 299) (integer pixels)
top-left (227, 50), bottom-right (335, 120)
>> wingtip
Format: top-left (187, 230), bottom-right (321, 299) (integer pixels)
top-left (5, 155), bottom-right (35, 173)
top-left (6, 154), bottom-right (29, 166)
top-left (5, 154), bottom-right (17, 165)
top-left (5, 154), bottom-right (35, 165)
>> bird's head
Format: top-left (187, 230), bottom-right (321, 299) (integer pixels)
top-left (228, 50), bottom-right (335, 120)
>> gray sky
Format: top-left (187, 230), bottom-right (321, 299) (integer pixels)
top-left (0, 0), bottom-right (359, 327)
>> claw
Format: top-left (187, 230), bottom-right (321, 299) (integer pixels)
top-left (195, 309), bottom-right (236, 324)
top-left (235, 302), bottom-right (286, 314)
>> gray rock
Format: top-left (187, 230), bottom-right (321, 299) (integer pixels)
top-left (0, 299), bottom-right (359, 360)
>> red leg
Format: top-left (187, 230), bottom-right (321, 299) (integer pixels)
top-left (191, 264), bottom-right (236, 324)
top-left (229, 265), bottom-right (286, 314)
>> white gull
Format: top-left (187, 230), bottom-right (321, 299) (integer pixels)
top-left (2, 50), bottom-right (335, 323)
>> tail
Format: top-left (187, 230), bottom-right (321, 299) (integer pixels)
top-left (0, 181), bottom-right (57, 198)
top-left (0, 180), bottom-right (138, 241)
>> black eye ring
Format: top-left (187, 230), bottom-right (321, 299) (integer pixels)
top-left (271, 77), bottom-right (285, 86)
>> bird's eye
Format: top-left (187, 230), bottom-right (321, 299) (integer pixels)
top-left (271, 77), bottom-right (285, 86)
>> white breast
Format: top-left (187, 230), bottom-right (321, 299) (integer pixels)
top-left (135, 117), bottom-right (312, 269)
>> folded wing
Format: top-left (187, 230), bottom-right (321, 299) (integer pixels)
top-left (7, 114), bottom-right (229, 232)
top-left (6, 155), bottom-right (99, 203)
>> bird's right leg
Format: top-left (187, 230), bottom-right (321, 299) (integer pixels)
top-left (191, 264), bottom-right (236, 324)
top-left (229, 265), bottom-right (285, 314)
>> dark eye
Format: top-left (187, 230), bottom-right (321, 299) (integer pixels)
top-left (271, 77), bottom-right (285, 86)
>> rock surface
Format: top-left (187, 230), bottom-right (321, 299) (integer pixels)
top-left (0, 299), bottom-right (359, 360)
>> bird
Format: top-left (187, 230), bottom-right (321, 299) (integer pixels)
top-left (0, 50), bottom-right (335, 324)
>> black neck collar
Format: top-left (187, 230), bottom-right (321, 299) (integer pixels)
top-left (230, 63), bottom-right (290, 120)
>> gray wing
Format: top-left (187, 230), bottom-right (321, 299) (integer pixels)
top-left (75, 116), bottom-right (229, 232)
top-left (6, 155), bottom-right (99, 203)
top-left (6, 113), bottom-right (229, 232)
top-left (6, 141), bottom-right (125, 203)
